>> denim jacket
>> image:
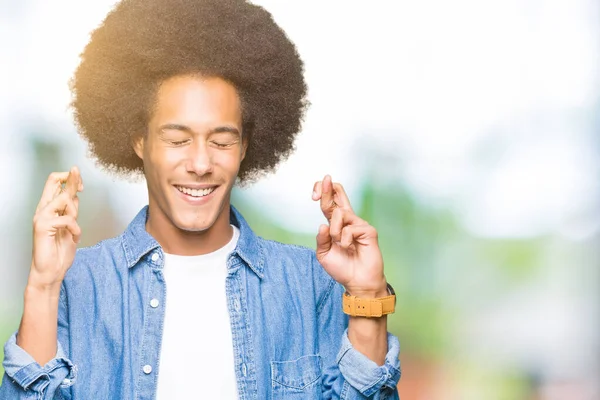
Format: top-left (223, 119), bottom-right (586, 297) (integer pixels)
top-left (1, 206), bottom-right (401, 399)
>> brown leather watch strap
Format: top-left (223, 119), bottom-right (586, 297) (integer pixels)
top-left (342, 292), bottom-right (396, 317)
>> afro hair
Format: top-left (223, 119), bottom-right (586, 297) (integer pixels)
top-left (70, 0), bottom-right (308, 183)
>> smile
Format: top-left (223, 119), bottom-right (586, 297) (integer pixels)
top-left (175, 185), bottom-right (217, 198)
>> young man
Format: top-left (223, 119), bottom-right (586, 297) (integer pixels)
top-left (1, 0), bottom-right (400, 398)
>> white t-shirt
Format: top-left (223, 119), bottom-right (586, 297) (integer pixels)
top-left (156, 226), bottom-right (240, 399)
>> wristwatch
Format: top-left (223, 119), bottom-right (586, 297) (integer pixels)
top-left (342, 282), bottom-right (396, 318)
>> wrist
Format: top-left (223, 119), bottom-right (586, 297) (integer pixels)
top-left (25, 278), bottom-right (62, 300)
top-left (345, 278), bottom-right (389, 298)
top-left (27, 263), bottom-right (64, 295)
top-left (24, 286), bottom-right (61, 305)
top-left (343, 281), bottom-right (395, 318)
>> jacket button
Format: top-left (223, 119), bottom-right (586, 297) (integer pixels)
top-left (143, 365), bottom-right (152, 374)
top-left (150, 298), bottom-right (159, 308)
top-left (151, 253), bottom-right (159, 262)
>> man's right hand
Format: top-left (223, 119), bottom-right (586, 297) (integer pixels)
top-left (15, 167), bottom-right (83, 366)
top-left (28, 167), bottom-right (83, 294)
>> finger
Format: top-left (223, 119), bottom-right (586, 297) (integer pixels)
top-left (340, 225), bottom-right (378, 248)
top-left (36, 171), bottom-right (71, 212)
top-left (65, 167), bottom-right (80, 198)
top-left (329, 207), bottom-right (343, 243)
top-left (319, 175), bottom-right (337, 219)
top-left (45, 215), bottom-right (81, 243)
top-left (313, 180), bottom-right (349, 203)
top-left (59, 194), bottom-right (78, 218)
top-left (331, 182), bottom-right (353, 212)
top-left (39, 191), bottom-right (78, 218)
top-left (54, 217), bottom-right (81, 243)
top-left (329, 208), bottom-right (365, 243)
top-left (319, 176), bottom-right (356, 220)
top-left (64, 195), bottom-right (80, 218)
top-left (341, 226), bottom-right (354, 248)
top-left (315, 224), bottom-right (332, 257)
top-left (312, 181), bottom-right (323, 201)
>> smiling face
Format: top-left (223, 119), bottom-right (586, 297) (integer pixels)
top-left (133, 74), bottom-right (247, 255)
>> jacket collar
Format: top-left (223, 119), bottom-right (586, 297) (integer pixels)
top-left (122, 205), bottom-right (264, 278)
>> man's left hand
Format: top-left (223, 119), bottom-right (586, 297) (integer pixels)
top-left (312, 175), bottom-right (388, 298)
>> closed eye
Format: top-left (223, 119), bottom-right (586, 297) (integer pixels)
top-left (212, 141), bottom-right (234, 148)
top-left (171, 139), bottom-right (191, 146)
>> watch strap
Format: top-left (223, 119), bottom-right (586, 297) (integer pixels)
top-left (342, 292), bottom-right (396, 317)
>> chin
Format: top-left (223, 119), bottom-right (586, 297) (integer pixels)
top-left (170, 209), bottom-right (218, 233)
top-left (173, 217), bottom-right (213, 233)
top-left (161, 186), bottom-right (230, 234)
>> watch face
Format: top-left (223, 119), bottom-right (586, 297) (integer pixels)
top-left (386, 282), bottom-right (396, 295)
top-left (387, 282), bottom-right (397, 307)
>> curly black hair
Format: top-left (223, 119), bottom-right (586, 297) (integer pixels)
top-left (70, 0), bottom-right (308, 183)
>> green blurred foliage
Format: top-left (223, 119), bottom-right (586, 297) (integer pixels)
top-left (234, 176), bottom-right (552, 397)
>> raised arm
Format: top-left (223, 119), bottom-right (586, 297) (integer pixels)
top-left (312, 175), bottom-right (401, 398)
top-left (0, 167), bottom-right (82, 399)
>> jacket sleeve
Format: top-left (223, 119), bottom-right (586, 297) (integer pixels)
top-left (0, 286), bottom-right (75, 399)
top-left (315, 255), bottom-right (401, 399)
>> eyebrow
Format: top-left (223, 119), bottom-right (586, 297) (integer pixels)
top-left (159, 123), bottom-right (240, 136)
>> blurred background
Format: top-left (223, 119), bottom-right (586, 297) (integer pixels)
top-left (1, 0), bottom-right (599, 398)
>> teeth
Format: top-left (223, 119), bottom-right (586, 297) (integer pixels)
top-left (176, 186), bottom-right (216, 198)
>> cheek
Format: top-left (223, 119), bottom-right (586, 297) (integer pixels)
top-left (146, 143), bottom-right (180, 171)
top-left (214, 150), bottom-right (243, 170)
top-left (218, 149), bottom-right (242, 165)
top-left (143, 146), bottom-right (171, 190)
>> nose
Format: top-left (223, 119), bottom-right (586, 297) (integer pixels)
top-left (185, 142), bottom-right (214, 176)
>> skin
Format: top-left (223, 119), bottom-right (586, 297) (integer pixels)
top-left (312, 176), bottom-right (389, 365)
top-left (18, 74), bottom-right (389, 368)
top-left (133, 75), bottom-right (247, 256)
top-left (18, 167), bottom-right (83, 366)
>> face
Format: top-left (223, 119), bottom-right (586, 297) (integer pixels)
top-left (134, 75), bottom-right (247, 241)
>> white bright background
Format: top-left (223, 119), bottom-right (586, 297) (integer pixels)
top-left (1, 0), bottom-right (599, 398)
top-left (1, 0), bottom-right (597, 237)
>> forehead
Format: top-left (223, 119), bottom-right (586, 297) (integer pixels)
top-left (151, 75), bottom-right (242, 126)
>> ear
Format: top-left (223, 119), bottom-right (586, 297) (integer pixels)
top-left (132, 134), bottom-right (145, 160)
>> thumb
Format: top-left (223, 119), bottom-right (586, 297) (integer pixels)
top-left (316, 224), bottom-right (332, 258)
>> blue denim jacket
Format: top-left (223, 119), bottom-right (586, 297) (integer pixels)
top-left (1, 206), bottom-right (400, 399)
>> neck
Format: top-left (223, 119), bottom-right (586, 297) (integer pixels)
top-left (145, 205), bottom-right (233, 256)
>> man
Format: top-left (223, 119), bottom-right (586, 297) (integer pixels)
top-left (1, 0), bottom-right (401, 398)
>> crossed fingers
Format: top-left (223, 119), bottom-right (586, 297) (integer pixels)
top-left (312, 174), bottom-right (353, 221)
top-left (34, 167), bottom-right (84, 242)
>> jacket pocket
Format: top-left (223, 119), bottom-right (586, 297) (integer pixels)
top-left (270, 354), bottom-right (322, 399)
